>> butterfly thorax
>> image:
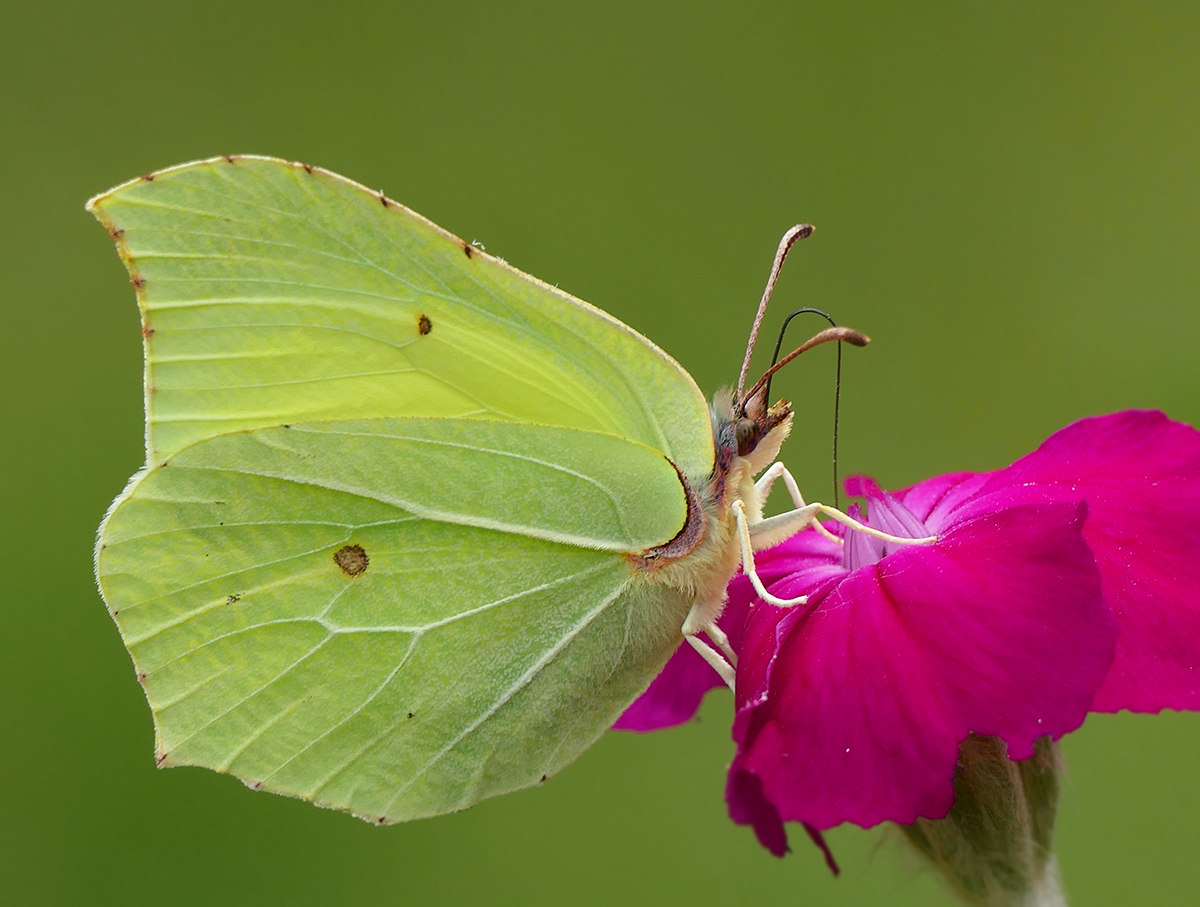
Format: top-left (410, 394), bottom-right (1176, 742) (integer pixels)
top-left (626, 392), bottom-right (794, 632)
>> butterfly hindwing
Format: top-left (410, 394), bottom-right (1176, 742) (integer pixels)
top-left (98, 419), bottom-right (694, 820)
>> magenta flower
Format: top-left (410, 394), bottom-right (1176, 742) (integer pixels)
top-left (618, 410), bottom-right (1200, 859)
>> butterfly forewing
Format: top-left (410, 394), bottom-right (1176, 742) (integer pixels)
top-left (88, 157), bottom-right (714, 478)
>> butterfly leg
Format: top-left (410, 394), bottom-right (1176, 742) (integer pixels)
top-left (755, 462), bottom-right (841, 543)
top-left (747, 493), bottom-right (939, 553)
top-left (681, 490), bottom-right (938, 692)
top-left (733, 499), bottom-right (814, 607)
top-left (753, 460), bottom-right (787, 498)
top-left (684, 634), bottom-right (736, 690)
top-left (680, 594), bottom-right (739, 691)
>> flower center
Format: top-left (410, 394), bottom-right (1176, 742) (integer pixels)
top-left (842, 493), bottom-right (931, 570)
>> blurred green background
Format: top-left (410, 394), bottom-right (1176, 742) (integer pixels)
top-left (3, 1), bottom-right (1198, 904)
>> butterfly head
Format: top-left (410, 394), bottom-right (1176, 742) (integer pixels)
top-left (711, 389), bottom-right (794, 482)
top-left (734, 386), bottom-right (793, 462)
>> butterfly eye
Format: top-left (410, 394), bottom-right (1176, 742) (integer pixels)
top-left (735, 418), bottom-right (760, 456)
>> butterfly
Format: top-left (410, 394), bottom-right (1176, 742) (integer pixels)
top-left (91, 155), bottom-right (881, 824)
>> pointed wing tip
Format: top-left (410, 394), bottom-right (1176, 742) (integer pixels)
top-left (85, 154), bottom-right (300, 255)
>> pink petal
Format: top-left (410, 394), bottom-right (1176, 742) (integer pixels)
top-left (985, 410), bottom-right (1200, 712)
top-left (728, 494), bottom-right (1117, 831)
top-left (612, 639), bottom-right (726, 731)
top-left (725, 762), bottom-right (789, 856)
top-left (724, 762), bottom-right (841, 873)
top-left (889, 472), bottom-right (990, 532)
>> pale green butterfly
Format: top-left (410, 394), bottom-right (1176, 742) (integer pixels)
top-left (91, 155), bottom-right (887, 824)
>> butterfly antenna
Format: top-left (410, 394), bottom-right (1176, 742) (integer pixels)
top-left (742, 326), bottom-right (867, 408)
top-left (765, 309), bottom-right (844, 510)
top-left (736, 224), bottom-right (815, 400)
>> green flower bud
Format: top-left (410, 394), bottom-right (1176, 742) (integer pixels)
top-left (897, 735), bottom-right (1066, 906)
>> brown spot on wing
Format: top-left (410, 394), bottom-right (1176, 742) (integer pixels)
top-left (334, 544), bottom-right (369, 576)
top-left (108, 226), bottom-right (124, 240)
top-left (140, 173), bottom-right (154, 182)
top-left (223, 154), bottom-right (238, 163)
top-left (301, 163), bottom-right (314, 174)
top-left (461, 241), bottom-right (474, 258)
top-left (131, 274), bottom-right (146, 290)
top-left (417, 314), bottom-right (432, 336)
top-left (141, 323), bottom-right (155, 339)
